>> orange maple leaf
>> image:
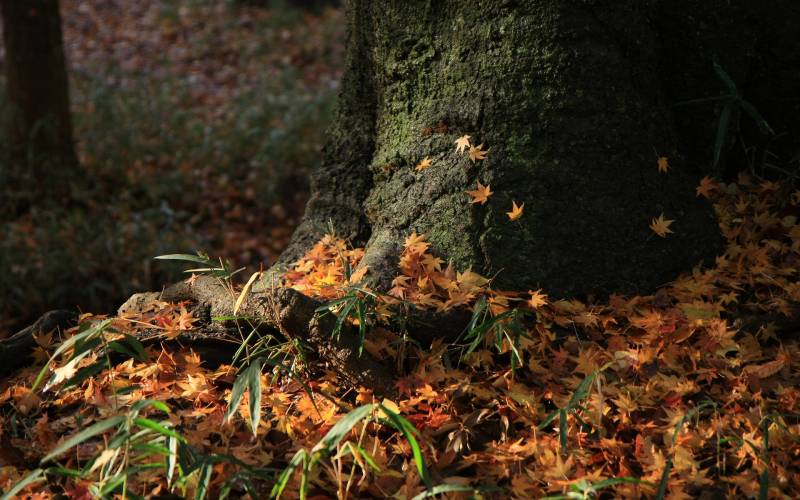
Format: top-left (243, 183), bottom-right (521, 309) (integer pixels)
top-left (507, 201), bottom-right (524, 221)
top-left (454, 135), bottom-right (471, 154)
top-left (696, 175), bottom-right (715, 198)
top-left (657, 156), bottom-right (669, 174)
top-left (649, 213), bottom-right (674, 237)
top-left (466, 180), bottom-right (493, 205)
top-left (404, 231), bottom-right (430, 254)
top-left (468, 144), bottom-right (488, 163)
top-left (528, 289), bottom-right (548, 309)
top-left (415, 156), bottom-right (432, 172)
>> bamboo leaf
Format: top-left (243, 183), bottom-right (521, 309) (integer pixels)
top-left (247, 358), bottom-right (264, 436)
top-left (41, 415), bottom-right (126, 464)
top-left (0, 468), bottom-right (45, 500)
top-left (234, 271), bottom-right (262, 315)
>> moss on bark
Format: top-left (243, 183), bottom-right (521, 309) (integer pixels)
top-left (264, 0), bottom-right (799, 297)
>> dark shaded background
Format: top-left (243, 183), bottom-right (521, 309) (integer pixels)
top-left (0, 0), bottom-right (343, 336)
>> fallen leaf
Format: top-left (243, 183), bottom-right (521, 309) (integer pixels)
top-left (507, 201), bottom-right (524, 221)
top-left (415, 156), bottom-right (432, 172)
top-left (696, 176), bottom-right (715, 198)
top-left (649, 213), bottom-right (674, 237)
top-left (658, 156), bottom-right (669, 174)
top-left (469, 144), bottom-right (488, 163)
top-left (454, 135), bottom-right (471, 154)
top-left (528, 289), bottom-right (548, 309)
top-left (466, 181), bottom-right (493, 205)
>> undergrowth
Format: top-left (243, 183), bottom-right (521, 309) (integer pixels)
top-left (0, 0), bottom-right (343, 336)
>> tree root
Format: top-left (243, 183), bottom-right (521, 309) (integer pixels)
top-left (1, 276), bottom-right (472, 395)
top-left (118, 276), bottom-right (399, 395)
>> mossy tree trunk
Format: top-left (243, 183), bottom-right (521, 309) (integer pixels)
top-left (1, 0), bottom-right (78, 209)
top-left (268, 0), bottom-right (800, 297)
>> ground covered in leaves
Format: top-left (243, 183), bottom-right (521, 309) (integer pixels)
top-left (1, 174), bottom-right (799, 498)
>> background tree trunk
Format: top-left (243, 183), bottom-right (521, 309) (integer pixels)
top-left (1, 0), bottom-right (78, 208)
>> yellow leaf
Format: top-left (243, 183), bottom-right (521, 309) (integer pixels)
top-left (348, 265), bottom-right (369, 284)
top-left (378, 398), bottom-right (401, 419)
top-left (234, 271), bottom-right (262, 315)
top-left (657, 156), bottom-right (669, 174)
top-left (454, 135), bottom-right (471, 154)
top-left (468, 143), bottom-right (488, 163)
top-left (466, 180), bottom-right (493, 205)
top-left (415, 156), bottom-right (432, 172)
top-left (507, 201), bottom-right (524, 221)
top-left (649, 213), bottom-right (674, 237)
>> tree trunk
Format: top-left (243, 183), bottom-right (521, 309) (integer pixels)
top-left (1, 0), bottom-right (78, 207)
top-left (263, 0), bottom-right (800, 298)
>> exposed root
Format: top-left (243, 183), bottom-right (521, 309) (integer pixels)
top-left (119, 276), bottom-right (399, 395)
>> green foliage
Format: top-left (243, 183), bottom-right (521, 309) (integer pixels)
top-left (271, 403), bottom-right (432, 500)
top-left (537, 364), bottom-right (612, 454)
top-left (458, 296), bottom-right (531, 372)
top-left (675, 61), bottom-right (773, 171)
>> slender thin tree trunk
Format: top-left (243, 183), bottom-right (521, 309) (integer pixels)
top-left (1, 0), bottom-right (78, 206)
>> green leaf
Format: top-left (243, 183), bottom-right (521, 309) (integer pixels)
top-left (1, 468), bottom-right (45, 500)
top-left (41, 415), bottom-right (126, 464)
top-left (654, 458), bottom-right (673, 500)
top-left (412, 483), bottom-right (494, 499)
top-left (98, 473), bottom-right (128, 496)
top-left (130, 442), bottom-right (171, 457)
top-left (133, 417), bottom-right (184, 441)
top-left (247, 358), bottom-right (264, 436)
top-left (567, 372), bottom-right (597, 410)
top-left (130, 399), bottom-right (171, 417)
top-left (592, 476), bottom-right (652, 490)
top-left (559, 408), bottom-right (568, 452)
top-left (225, 364), bottom-right (251, 425)
top-left (379, 404), bottom-right (431, 488)
top-left (713, 61), bottom-right (739, 94)
top-left (166, 436), bottom-right (178, 487)
top-left (713, 104), bottom-right (733, 168)
top-left (195, 462), bottom-right (213, 500)
top-left (32, 319), bottom-right (112, 392)
top-left (313, 404), bottom-right (375, 454)
top-left (739, 99), bottom-right (774, 135)
top-left (537, 410), bottom-right (560, 430)
top-left (346, 442), bottom-right (381, 472)
top-left (155, 253), bottom-right (214, 265)
top-left (758, 468), bottom-right (769, 500)
top-left (271, 449), bottom-right (307, 498)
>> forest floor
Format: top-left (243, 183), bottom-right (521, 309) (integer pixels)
top-left (0, 0), bottom-right (343, 336)
top-left (1, 173), bottom-right (799, 498)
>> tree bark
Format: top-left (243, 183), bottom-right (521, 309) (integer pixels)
top-left (265, 0), bottom-right (800, 298)
top-left (1, 0), bottom-right (78, 207)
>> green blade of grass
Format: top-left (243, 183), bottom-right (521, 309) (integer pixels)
top-left (133, 417), bottom-right (184, 441)
top-left (379, 404), bottom-right (432, 488)
top-left (247, 357), bottom-right (264, 436)
top-left (0, 468), bottom-right (45, 500)
top-left (41, 415), bottom-right (126, 464)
